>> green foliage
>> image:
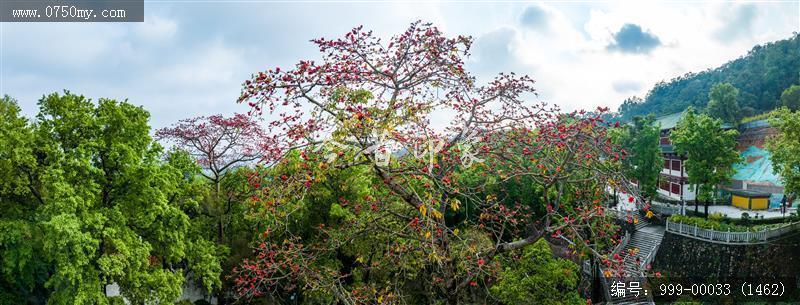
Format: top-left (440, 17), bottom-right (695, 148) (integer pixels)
top-left (766, 108), bottom-right (800, 197)
top-left (670, 108), bottom-right (740, 202)
top-left (490, 240), bottom-right (582, 305)
top-left (708, 212), bottom-right (725, 222)
top-left (617, 115), bottom-right (662, 199)
top-left (781, 85), bottom-right (800, 111)
top-left (741, 109), bottom-right (781, 123)
top-left (0, 92), bottom-right (222, 304)
top-left (619, 34), bottom-right (800, 119)
top-left (706, 83), bottom-right (741, 125)
top-left (667, 215), bottom-right (776, 232)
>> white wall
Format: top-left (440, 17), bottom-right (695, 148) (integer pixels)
top-left (657, 183), bottom-right (696, 201)
top-left (105, 275), bottom-right (217, 305)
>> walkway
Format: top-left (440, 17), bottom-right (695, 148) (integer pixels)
top-left (602, 214), bottom-right (665, 305)
top-left (681, 203), bottom-right (796, 219)
top-left (612, 188), bottom-right (796, 220)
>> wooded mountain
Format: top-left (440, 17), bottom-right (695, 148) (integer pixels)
top-left (618, 33), bottom-right (800, 120)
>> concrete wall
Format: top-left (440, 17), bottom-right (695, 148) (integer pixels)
top-left (105, 275), bottom-right (217, 304)
top-left (653, 231), bottom-right (800, 278)
top-left (657, 184), bottom-right (696, 201)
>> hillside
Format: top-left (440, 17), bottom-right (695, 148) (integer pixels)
top-left (618, 34), bottom-right (800, 120)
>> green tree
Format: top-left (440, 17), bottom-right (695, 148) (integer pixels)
top-left (0, 95), bottom-right (49, 305)
top-left (157, 115), bottom-right (268, 304)
top-left (670, 108), bottom-right (740, 216)
top-left (618, 115), bottom-right (663, 203)
top-left (766, 108), bottom-right (800, 201)
top-left (706, 83), bottom-right (742, 126)
top-left (0, 92), bottom-right (221, 305)
top-left (490, 239), bottom-right (582, 305)
top-left (780, 85), bottom-right (800, 111)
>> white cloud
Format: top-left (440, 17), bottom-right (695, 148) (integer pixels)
top-left (135, 15), bottom-right (178, 42)
top-left (153, 40), bottom-right (244, 87)
top-left (2, 1), bottom-right (798, 128)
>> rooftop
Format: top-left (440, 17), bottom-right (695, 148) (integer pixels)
top-left (654, 110), bottom-right (686, 130)
top-left (653, 110), bottom-right (733, 131)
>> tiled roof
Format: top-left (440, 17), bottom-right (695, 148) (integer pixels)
top-left (654, 110), bottom-right (733, 130)
top-left (654, 111), bottom-right (686, 130)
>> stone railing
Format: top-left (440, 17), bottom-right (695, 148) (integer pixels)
top-left (599, 231), bottom-right (631, 303)
top-left (650, 202), bottom-right (681, 215)
top-left (612, 231), bottom-right (631, 255)
top-left (642, 243), bottom-right (659, 269)
top-left (607, 208), bottom-right (637, 221)
top-left (665, 220), bottom-right (800, 244)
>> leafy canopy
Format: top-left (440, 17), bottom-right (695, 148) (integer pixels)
top-left (490, 239), bottom-right (583, 305)
top-left (766, 108), bottom-right (800, 197)
top-left (781, 85), bottom-right (800, 111)
top-left (617, 115), bottom-right (663, 199)
top-left (706, 83), bottom-right (742, 126)
top-left (0, 92), bottom-right (222, 305)
top-left (669, 107), bottom-right (740, 201)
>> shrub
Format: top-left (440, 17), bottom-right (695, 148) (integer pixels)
top-left (490, 239), bottom-right (583, 305)
top-left (708, 212), bottom-right (726, 222)
top-left (668, 215), bottom-right (755, 232)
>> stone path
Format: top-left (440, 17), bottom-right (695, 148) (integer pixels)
top-left (603, 214), bottom-right (665, 305)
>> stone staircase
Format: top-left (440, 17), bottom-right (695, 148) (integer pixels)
top-left (632, 214), bottom-right (649, 232)
top-left (602, 214), bottom-right (665, 305)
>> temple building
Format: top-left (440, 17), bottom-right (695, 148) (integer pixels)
top-left (653, 111), bottom-right (697, 202)
top-left (652, 112), bottom-right (787, 210)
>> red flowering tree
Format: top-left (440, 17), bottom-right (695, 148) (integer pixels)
top-left (157, 113), bottom-right (276, 304)
top-left (232, 21), bottom-right (642, 304)
top-left (156, 113), bottom-right (273, 188)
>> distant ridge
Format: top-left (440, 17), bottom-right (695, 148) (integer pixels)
top-left (618, 34), bottom-right (800, 120)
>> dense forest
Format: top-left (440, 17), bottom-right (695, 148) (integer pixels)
top-left (618, 33), bottom-right (800, 120)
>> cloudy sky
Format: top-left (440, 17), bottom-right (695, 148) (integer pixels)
top-left (2, 0), bottom-right (799, 128)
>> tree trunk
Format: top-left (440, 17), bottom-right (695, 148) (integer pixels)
top-left (612, 189), bottom-right (618, 208)
top-left (218, 219), bottom-right (224, 243)
top-left (591, 259), bottom-right (602, 303)
top-left (446, 293), bottom-right (459, 305)
top-left (217, 284), bottom-right (227, 305)
top-left (704, 199), bottom-right (709, 217)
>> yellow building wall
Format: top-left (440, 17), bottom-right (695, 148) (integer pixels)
top-left (732, 195), bottom-right (750, 209)
top-left (731, 195), bottom-right (769, 210)
top-left (750, 198), bottom-right (769, 210)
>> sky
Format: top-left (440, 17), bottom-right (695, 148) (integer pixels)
top-left (2, 0), bottom-right (799, 129)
